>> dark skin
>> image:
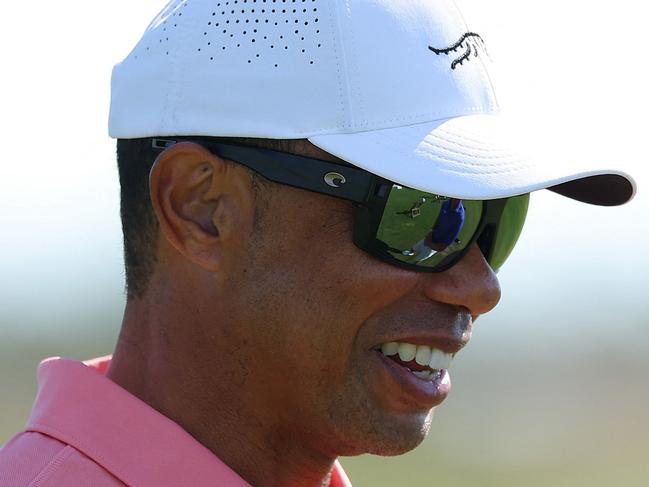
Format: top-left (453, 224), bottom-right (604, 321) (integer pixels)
top-left (107, 141), bottom-right (501, 487)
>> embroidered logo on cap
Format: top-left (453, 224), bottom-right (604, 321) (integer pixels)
top-left (429, 32), bottom-right (487, 70)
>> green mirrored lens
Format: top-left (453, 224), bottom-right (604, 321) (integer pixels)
top-left (375, 185), bottom-right (483, 268)
top-left (486, 194), bottom-right (530, 271)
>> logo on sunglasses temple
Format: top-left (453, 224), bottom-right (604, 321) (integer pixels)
top-left (324, 172), bottom-right (347, 188)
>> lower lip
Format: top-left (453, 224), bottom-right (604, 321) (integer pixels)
top-left (375, 351), bottom-right (451, 409)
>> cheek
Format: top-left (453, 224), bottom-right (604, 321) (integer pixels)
top-left (274, 198), bottom-right (415, 316)
top-left (241, 189), bottom-right (417, 374)
top-left (250, 219), bottom-right (415, 368)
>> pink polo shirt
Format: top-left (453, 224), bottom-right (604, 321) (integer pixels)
top-left (0, 356), bottom-right (352, 487)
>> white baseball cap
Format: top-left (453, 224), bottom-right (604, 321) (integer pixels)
top-left (109, 0), bottom-right (636, 205)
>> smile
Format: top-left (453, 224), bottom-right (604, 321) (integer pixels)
top-left (379, 342), bottom-right (454, 381)
top-left (370, 340), bottom-right (454, 410)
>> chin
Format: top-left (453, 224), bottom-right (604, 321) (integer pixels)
top-left (334, 408), bottom-right (436, 457)
top-left (363, 435), bottom-right (428, 457)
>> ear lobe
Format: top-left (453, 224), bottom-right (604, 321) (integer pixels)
top-left (149, 142), bottom-right (255, 273)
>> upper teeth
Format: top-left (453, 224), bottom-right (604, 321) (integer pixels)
top-left (380, 342), bottom-right (453, 370)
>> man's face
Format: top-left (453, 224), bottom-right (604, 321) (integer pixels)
top-left (207, 144), bottom-right (501, 458)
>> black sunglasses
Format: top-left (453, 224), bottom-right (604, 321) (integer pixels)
top-left (151, 137), bottom-right (529, 273)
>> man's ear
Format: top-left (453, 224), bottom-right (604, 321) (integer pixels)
top-left (149, 142), bottom-right (256, 272)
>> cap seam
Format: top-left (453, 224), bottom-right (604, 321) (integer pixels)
top-left (329, 0), bottom-right (354, 130)
top-left (437, 126), bottom-right (504, 146)
top-left (369, 130), bottom-right (530, 171)
top-left (431, 158), bottom-right (533, 174)
top-left (342, 0), bottom-right (364, 127)
top-left (371, 121), bottom-right (514, 156)
top-left (352, 105), bottom-right (495, 129)
top-left (415, 150), bottom-right (526, 171)
top-left (159, 2), bottom-right (185, 134)
top-left (437, 164), bottom-right (534, 175)
top-left (171, 1), bottom-right (197, 134)
top-left (425, 133), bottom-right (517, 157)
top-left (419, 138), bottom-right (520, 163)
top-left (299, 105), bottom-right (493, 135)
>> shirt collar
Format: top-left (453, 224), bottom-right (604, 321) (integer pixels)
top-left (26, 356), bottom-right (351, 487)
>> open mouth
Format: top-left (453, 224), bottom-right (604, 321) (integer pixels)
top-left (378, 342), bottom-right (454, 381)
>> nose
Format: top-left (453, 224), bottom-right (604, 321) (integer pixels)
top-left (421, 244), bottom-right (501, 317)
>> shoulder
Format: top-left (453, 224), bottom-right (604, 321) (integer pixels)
top-left (0, 431), bottom-right (125, 487)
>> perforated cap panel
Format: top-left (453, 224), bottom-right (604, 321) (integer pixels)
top-left (133, 1), bottom-right (323, 68)
top-left (109, 0), bottom-right (497, 139)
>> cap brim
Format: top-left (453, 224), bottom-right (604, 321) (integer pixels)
top-left (308, 114), bottom-right (636, 206)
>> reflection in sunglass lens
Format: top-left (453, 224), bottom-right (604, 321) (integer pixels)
top-left (375, 186), bottom-right (483, 268)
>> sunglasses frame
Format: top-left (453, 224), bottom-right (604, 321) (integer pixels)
top-left (151, 137), bottom-right (524, 272)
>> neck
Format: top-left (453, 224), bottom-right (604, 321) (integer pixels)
top-left (107, 295), bottom-right (338, 487)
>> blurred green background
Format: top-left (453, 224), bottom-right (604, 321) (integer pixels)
top-left (1, 1), bottom-right (647, 486)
